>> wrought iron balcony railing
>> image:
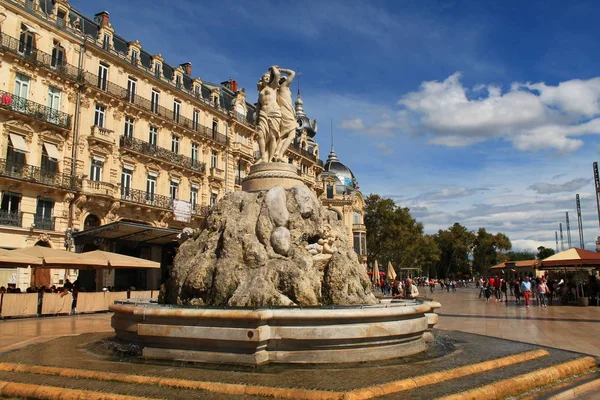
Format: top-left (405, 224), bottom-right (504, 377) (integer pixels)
top-left (0, 210), bottom-right (23, 227)
top-left (0, 159), bottom-right (78, 190)
top-left (0, 89), bottom-right (72, 129)
top-left (0, 32), bottom-right (81, 83)
top-left (82, 72), bottom-right (228, 145)
top-left (120, 136), bottom-right (206, 174)
top-left (82, 179), bottom-right (116, 197)
top-left (120, 188), bottom-right (173, 209)
top-left (33, 215), bottom-right (55, 231)
top-left (288, 143), bottom-right (319, 162)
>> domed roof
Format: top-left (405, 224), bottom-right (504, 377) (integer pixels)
top-left (324, 148), bottom-right (357, 189)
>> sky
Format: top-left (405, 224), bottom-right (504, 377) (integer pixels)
top-left (72, 0), bottom-right (600, 253)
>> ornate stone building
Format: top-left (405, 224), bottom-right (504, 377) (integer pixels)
top-left (0, 0), bottom-right (363, 290)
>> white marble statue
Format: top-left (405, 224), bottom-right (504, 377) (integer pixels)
top-left (255, 66), bottom-right (298, 164)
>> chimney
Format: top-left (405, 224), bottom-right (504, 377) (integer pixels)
top-left (220, 78), bottom-right (238, 92)
top-left (94, 11), bottom-right (110, 27)
top-left (180, 62), bottom-right (192, 76)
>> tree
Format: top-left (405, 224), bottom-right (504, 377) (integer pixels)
top-left (536, 246), bottom-right (555, 260)
top-left (434, 223), bottom-right (475, 279)
top-left (364, 195), bottom-right (440, 275)
top-left (504, 251), bottom-right (536, 261)
top-left (472, 228), bottom-right (512, 276)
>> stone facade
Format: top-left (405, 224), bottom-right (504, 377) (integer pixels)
top-left (0, 0), bottom-right (364, 290)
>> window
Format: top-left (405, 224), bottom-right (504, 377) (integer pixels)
top-left (14, 73), bottom-right (30, 100)
top-left (47, 86), bottom-right (61, 124)
top-left (94, 104), bottom-right (105, 127)
top-left (151, 89), bottom-right (159, 113)
top-left (212, 120), bottom-right (218, 137)
top-left (353, 212), bottom-right (361, 224)
top-left (89, 158), bottom-right (103, 181)
top-left (190, 186), bottom-right (198, 209)
top-left (121, 167), bottom-right (132, 199)
top-left (41, 145), bottom-right (57, 174)
top-left (148, 126), bottom-right (158, 146)
top-left (175, 75), bottom-right (182, 88)
top-left (192, 110), bottom-right (199, 131)
top-left (97, 63), bottom-right (108, 91)
top-left (131, 49), bottom-right (138, 66)
top-left (6, 134), bottom-right (26, 165)
top-left (154, 62), bottom-right (161, 77)
top-left (35, 198), bottom-right (54, 222)
top-left (194, 85), bottom-right (200, 98)
top-left (353, 233), bottom-right (361, 255)
top-left (123, 116), bottom-right (134, 138)
top-left (326, 184), bottom-right (334, 199)
top-left (191, 143), bottom-right (199, 165)
top-left (210, 150), bottom-right (217, 169)
top-left (146, 174), bottom-right (157, 202)
top-left (0, 192), bottom-right (22, 225)
top-left (173, 100), bottom-right (181, 123)
top-left (18, 26), bottom-right (34, 56)
top-left (210, 192), bottom-right (218, 207)
top-left (103, 33), bottom-right (110, 50)
top-left (127, 77), bottom-right (136, 103)
top-left (169, 180), bottom-right (179, 200)
top-left (51, 42), bottom-right (64, 68)
top-left (171, 135), bottom-right (179, 153)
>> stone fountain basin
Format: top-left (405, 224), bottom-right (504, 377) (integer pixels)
top-left (110, 300), bottom-right (440, 366)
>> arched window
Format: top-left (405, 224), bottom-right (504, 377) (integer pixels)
top-left (353, 212), bottom-right (361, 224)
top-left (84, 214), bottom-right (101, 230)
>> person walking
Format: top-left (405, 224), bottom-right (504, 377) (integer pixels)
top-left (537, 278), bottom-right (549, 308)
top-left (501, 279), bottom-right (508, 305)
top-left (514, 278), bottom-right (522, 305)
top-left (521, 277), bottom-right (532, 308)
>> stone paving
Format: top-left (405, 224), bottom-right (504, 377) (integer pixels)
top-left (425, 287), bottom-right (600, 357)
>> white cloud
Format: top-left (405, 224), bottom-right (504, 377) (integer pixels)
top-left (420, 187), bottom-right (489, 200)
top-left (340, 118), bottom-right (365, 130)
top-left (375, 142), bottom-right (394, 155)
top-left (528, 178), bottom-right (591, 194)
top-left (354, 73), bottom-right (600, 153)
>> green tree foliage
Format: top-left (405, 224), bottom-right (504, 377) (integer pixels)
top-left (504, 251), bottom-right (536, 261)
top-left (472, 228), bottom-right (512, 276)
top-left (364, 195), bottom-right (439, 275)
top-left (536, 246), bottom-right (555, 260)
top-left (434, 223), bottom-right (475, 279)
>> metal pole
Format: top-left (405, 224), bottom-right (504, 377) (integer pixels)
top-left (566, 212), bottom-right (572, 249)
top-left (576, 194), bottom-right (585, 249)
top-left (555, 231), bottom-right (559, 253)
top-left (594, 162), bottom-right (600, 231)
top-left (559, 223), bottom-right (564, 251)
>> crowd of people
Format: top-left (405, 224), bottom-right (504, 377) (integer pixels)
top-left (476, 274), bottom-right (600, 307)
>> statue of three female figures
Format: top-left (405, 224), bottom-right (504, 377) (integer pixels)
top-left (255, 66), bottom-right (297, 164)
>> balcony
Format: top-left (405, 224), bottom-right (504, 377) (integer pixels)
top-left (209, 167), bottom-right (225, 181)
top-left (0, 210), bottom-right (23, 227)
top-left (352, 224), bottom-right (367, 232)
top-left (288, 143), bottom-right (319, 163)
top-left (120, 136), bottom-right (206, 174)
top-left (82, 179), bottom-right (116, 197)
top-left (89, 125), bottom-right (115, 145)
top-left (120, 188), bottom-right (173, 209)
top-left (0, 32), bottom-right (82, 83)
top-left (0, 90), bottom-right (72, 130)
top-left (192, 204), bottom-right (210, 217)
top-left (33, 215), bottom-right (55, 231)
top-left (0, 159), bottom-right (78, 191)
top-left (82, 73), bottom-right (228, 146)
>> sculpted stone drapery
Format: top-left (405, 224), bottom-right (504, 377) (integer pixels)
top-left (255, 66), bottom-right (298, 164)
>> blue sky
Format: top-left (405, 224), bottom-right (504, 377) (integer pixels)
top-left (73, 0), bottom-right (600, 252)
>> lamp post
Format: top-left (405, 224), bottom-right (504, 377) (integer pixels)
top-left (64, 228), bottom-right (73, 279)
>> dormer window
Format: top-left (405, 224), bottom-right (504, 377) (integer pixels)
top-left (57, 10), bottom-right (67, 28)
top-left (154, 62), bottom-right (161, 78)
top-left (194, 85), bottom-right (200, 98)
top-left (131, 49), bottom-right (138, 66)
top-left (175, 75), bottom-right (182, 89)
top-left (102, 33), bottom-right (110, 50)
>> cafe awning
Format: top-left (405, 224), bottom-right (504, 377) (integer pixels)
top-left (80, 250), bottom-right (159, 269)
top-left (538, 248), bottom-right (600, 270)
top-left (0, 248), bottom-right (43, 268)
top-left (11, 246), bottom-right (86, 267)
top-left (72, 221), bottom-right (180, 246)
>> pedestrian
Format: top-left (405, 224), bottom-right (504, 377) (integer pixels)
top-left (429, 278), bottom-right (435, 293)
top-left (514, 279), bottom-right (521, 305)
top-left (484, 282), bottom-right (492, 302)
top-left (537, 278), bottom-right (548, 308)
top-left (501, 279), bottom-right (507, 304)
top-left (520, 277), bottom-right (532, 308)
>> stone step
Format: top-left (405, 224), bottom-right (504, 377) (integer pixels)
top-left (525, 372), bottom-right (600, 399)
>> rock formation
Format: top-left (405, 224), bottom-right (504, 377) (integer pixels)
top-left (164, 185), bottom-right (376, 307)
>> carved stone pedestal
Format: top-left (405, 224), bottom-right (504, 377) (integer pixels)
top-left (242, 162), bottom-right (304, 192)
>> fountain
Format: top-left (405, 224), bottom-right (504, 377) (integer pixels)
top-left (110, 66), bottom-right (440, 365)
